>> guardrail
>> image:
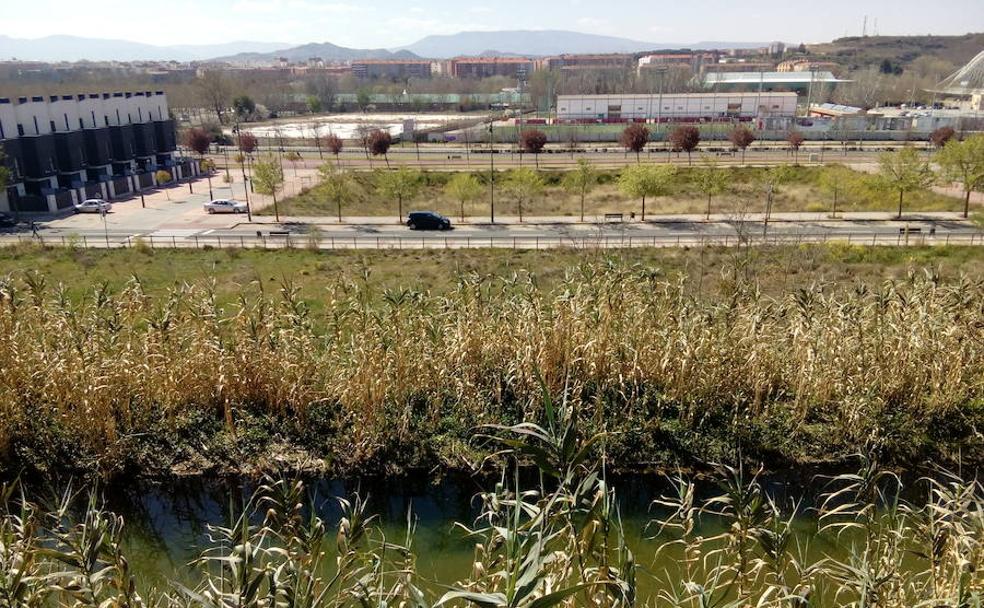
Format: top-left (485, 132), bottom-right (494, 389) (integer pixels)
top-left (3, 231), bottom-right (983, 251)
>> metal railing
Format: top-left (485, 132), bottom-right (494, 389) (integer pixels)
top-left (2, 231), bottom-right (982, 251)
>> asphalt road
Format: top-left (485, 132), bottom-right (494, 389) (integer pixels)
top-left (9, 216), bottom-right (980, 250)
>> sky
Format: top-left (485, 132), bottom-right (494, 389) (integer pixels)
top-left (3, 0), bottom-right (983, 48)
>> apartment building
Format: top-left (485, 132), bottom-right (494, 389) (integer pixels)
top-left (0, 91), bottom-right (184, 214)
top-left (449, 57), bottom-right (533, 81)
top-left (351, 60), bottom-right (432, 80)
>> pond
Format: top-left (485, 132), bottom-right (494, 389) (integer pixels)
top-left (103, 472), bottom-right (851, 601)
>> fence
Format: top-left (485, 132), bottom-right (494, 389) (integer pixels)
top-left (5, 231), bottom-right (983, 251)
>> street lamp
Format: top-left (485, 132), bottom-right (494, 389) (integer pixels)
top-left (489, 120), bottom-right (495, 224)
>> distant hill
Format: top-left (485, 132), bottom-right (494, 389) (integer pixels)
top-left (0, 35), bottom-right (288, 62)
top-left (396, 30), bottom-right (768, 58)
top-left (216, 42), bottom-right (420, 64)
top-left (808, 33), bottom-right (984, 71)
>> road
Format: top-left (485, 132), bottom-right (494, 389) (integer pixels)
top-left (11, 212), bottom-right (981, 250)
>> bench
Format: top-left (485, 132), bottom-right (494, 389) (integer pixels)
top-left (268, 231), bottom-right (291, 237)
top-left (899, 227), bottom-right (922, 235)
top-left (604, 213), bottom-right (624, 223)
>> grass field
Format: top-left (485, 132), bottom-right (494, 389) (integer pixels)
top-left (273, 164), bottom-right (963, 218)
top-left (0, 244), bottom-right (981, 483)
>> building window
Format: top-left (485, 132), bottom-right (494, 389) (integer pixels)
top-left (105, 116), bottom-right (110, 127)
top-left (50, 120), bottom-right (56, 133)
top-left (33, 117), bottom-right (39, 135)
top-left (17, 124), bottom-right (24, 136)
top-left (79, 118), bottom-right (84, 130)
top-left (65, 114), bottom-right (70, 131)
top-left (91, 111), bottom-right (97, 127)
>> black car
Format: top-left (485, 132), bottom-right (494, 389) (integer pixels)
top-left (0, 213), bottom-right (17, 229)
top-left (407, 211), bottom-right (452, 231)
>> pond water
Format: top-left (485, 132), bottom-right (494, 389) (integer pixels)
top-left (231, 114), bottom-right (483, 140)
top-left (102, 473), bottom-right (850, 600)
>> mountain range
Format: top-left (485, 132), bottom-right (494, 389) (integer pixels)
top-left (0, 31), bottom-right (770, 63)
top-left (0, 35), bottom-right (289, 62)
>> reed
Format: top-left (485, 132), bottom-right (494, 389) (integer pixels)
top-left (0, 261), bottom-right (981, 480)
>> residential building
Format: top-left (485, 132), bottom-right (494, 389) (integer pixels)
top-left (449, 57), bottom-right (534, 81)
top-left (0, 91), bottom-right (184, 214)
top-left (351, 60), bottom-right (433, 80)
top-left (536, 54), bottom-right (636, 72)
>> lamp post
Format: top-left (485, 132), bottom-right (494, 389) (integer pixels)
top-left (489, 120), bottom-right (495, 224)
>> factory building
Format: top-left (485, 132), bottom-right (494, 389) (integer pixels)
top-left (556, 92), bottom-right (798, 123)
top-left (701, 71), bottom-right (846, 94)
top-left (0, 91), bottom-right (183, 214)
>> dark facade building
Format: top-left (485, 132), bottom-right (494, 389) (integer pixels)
top-left (0, 91), bottom-right (179, 213)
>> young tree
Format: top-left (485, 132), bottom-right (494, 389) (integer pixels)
top-left (618, 164), bottom-right (676, 221)
top-left (762, 165), bottom-right (794, 233)
top-left (318, 163), bottom-right (353, 223)
top-left (729, 126), bottom-right (756, 165)
top-left (184, 127), bottom-right (213, 157)
top-left (368, 130), bottom-right (393, 167)
top-left (306, 95), bottom-right (323, 114)
top-left (445, 173), bottom-right (483, 222)
top-left (878, 147), bottom-right (935, 218)
top-left (0, 150), bottom-right (12, 215)
top-left (620, 124), bottom-right (650, 162)
top-left (326, 134), bottom-right (344, 166)
top-left (199, 158), bottom-right (216, 200)
top-left (155, 169), bottom-right (173, 200)
top-left (937, 135), bottom-right (984, 218)
top-left (519, 129), bottom-right (548, 168)
top-left (561, 159), bottom-right (597, 222)
top-left (377, 166), bottom-right (421, 223)
top-left (818, 168), bottom-right (849, 216)
top-left (786, 130), bottom-right (805, 164)
top-left (930, 126), bottom-right (957, 150)
top-left (236, 132), bottom-right (258, 198)
top-left (252, 156), bottom-right (285, 222)
top-left (669, 125), bottom-right (701, 165)
top-left (503, 168), bottom-right (544, 223)
top-left (284, 150), bottom-right (303, 176)
top-left (694, 159), bottom-right (729, 219)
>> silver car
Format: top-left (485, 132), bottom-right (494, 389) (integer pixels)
top-left (204, 199), bottom-right (248, 214)
top-left (74, 199), bottom-right (112, 213)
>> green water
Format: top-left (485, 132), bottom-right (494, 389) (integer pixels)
top-left (103, 474), bottom-right (851, 601)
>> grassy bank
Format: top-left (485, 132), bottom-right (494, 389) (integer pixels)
top-left (0, 244), bottom-right (981, 481)
top-left (274, 164), bottom-right (962, 217)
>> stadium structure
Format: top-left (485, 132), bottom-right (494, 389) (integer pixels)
top-left (934, 50), bottom-right (984, 110)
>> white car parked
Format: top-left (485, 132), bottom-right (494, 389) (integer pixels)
top-left (203, 199), bottom-right (248, 214)
top-left (74, 199), bottom-right (112, 214)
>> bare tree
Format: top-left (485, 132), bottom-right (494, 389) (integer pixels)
top-left (195, 71), bottom-right (233, 125)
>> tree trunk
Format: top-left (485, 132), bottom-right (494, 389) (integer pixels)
top-left (461, 199), bottom-right (465, 223)
top-left (398, 194), bottom-right (403, 224)
top-left (337, 197), bottom-right (342, 223)
top-left (965, 189), bottom-right (972, 219)
top-left (898, 189), bottom-right (904, 219)
top-left (580, 190), bottom-right (586, 223)
top-left (641, 195), bottom-right (646, 222)
top-left (273, 193), bottom-right (280, 223)
top-left (706, 193), bottom-right (712, 220)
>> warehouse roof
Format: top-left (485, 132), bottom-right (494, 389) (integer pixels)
top-left (702, 71), bottom-right (847, 85)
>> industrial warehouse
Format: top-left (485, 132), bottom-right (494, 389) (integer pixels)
top-left (0, 92), bottom-right (186, 214)
top-left (555, 92), bottom-right (798, 125)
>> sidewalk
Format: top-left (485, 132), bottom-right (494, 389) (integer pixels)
top-left (237, 211), bottom-right (975, 228)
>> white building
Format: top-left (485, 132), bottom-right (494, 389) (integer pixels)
top-left (556, 92), bottom-right (798, 122)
